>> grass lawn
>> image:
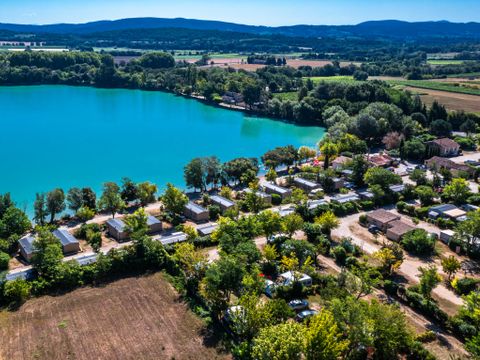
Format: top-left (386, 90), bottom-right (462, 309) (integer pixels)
top-left (388, 79), bottom-right (480, 96)
top-left (427, 59), bottom-right (465, 65)
top-left (272, 92), bottom-right (298, 101)
top-left (305, 75), bottom-right (355, 84)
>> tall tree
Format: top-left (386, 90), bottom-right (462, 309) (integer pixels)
top-left (137, 181), bottom-right (158, 207)
top-left (33, 193), bottom-right (47, 226)
top-left (418, 265), bottom-right (442, 300)
top-left (98, 182), bottom-right (125, 218)
top-left (161, 183), bottom-right (188, 216)
top-left (319, 140), bottom-right (338, 170)
top-left (66, 187), bottom-right (83, 212)
top-left (46, 188), bottom-right (66, 223)
top-left (184, 158), bottom-right (205, 192)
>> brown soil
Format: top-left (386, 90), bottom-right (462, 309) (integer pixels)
top-left (404, 86), bottom-right (480, 113)
top-left (0, 273), bottom-right (229, 360)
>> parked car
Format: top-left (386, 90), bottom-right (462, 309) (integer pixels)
top-left (288, 299), bottom-right (309, 311)
top-left (368, 225), bottom-right (381, 234)
top-left (296, 309), bottom-right (318, 322)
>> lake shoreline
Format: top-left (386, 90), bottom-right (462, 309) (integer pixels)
top-left (0, 82), bottom-right (323, 129)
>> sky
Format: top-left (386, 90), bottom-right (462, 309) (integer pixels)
top-left (0, 0), bottom-right (479, 26)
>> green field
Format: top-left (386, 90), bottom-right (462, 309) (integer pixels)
top-left (388, 80), bottom-right (480, 96)
top-left (446, 72), bottom-right (480, 79)
top-left (305, 75), bottom-right (355, 84)
top-left (272, 92), bottom-right (298, 101)
top-left (427, 59), bottom-right (465, 65)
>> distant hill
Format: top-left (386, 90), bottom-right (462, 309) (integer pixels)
top-left (0, 18), bottom-right (479, 39)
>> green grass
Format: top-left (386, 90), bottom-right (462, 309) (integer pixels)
top-left (304, 76), bottom-right (355, 84)
top-left (272, 92), bottom-right (298, 101)
top-left (446, 72), bottom-right (480, 79)
top-left (388, 80), bottom-right (480, 96)
top-left (427, 59), bottom-right (464, 65)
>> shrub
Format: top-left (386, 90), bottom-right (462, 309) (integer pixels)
top-left (271, 194), bottom-right (282, 206)
top-left (331, 246), bottom-right (347, 265)
top-left (359, 214), bottom-right (367, 226)
top-left (436, 217), bottom-right (455, 230)
top-left (359, 201), bottom-right (374, 211)
top-left (75, 223), bottom-right (102, 239)
top-left (414, 207), bottom-right (430, 220)
top-left (303, 223), bottom-right (323, 242)
top-left (208, 205), bottom-right (221, 220)
top-left (317, 236), bottom-right (331, 255)
top-left (0, 251), bottom-right (9, 270)
top-left (401, 229), bottom-right (436, 255)
top-left (384, 280), bottom-right (399, 296)
top-left (452, 277), bottom-right (479, 295)
top-left (416, 331), bottom-right (437, 343)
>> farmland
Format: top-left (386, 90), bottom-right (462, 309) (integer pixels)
top-left (0, 273), bottom-right (229, 360)
top-left (427, 59), bottom-right (465, 65)
top-left (389, 79), bottom-right (480, 96)
top-left (403, 86), bottom-right (480, 113)
top-left (305, 75), bottom-right (355, 84)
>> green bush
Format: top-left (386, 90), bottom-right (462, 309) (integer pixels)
top-left (416, 331), bottom-right (437, 343)
top-left (359, 214), bottom-right (367, 226)
top-left (0, 251), bottom-right (9, 270)
top-left (396, 201), bottom-right (407, 213)
top-left (384, 280), bottom-right (399, 296)
top-left (414, 207), bottom-right (430, 220)
top-left (359, 201), bottom-right (374, 211)
top-left (208, 205), bottom-right (221, 220)
top-left (75, 223), bottom-right (102, 239)
top-left (453, 277), bottom-right (479, 295)
top-left (331, 246), bottom-right (347, 265)
top-left (271, 194), bottom-right (282, 206)
top-left (401, 229), bottom-right (436, 256)
top-left (303, 223), bottom-right (323, 242)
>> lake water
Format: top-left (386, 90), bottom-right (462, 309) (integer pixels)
top-left (0, 85), bottom-right (325, 214)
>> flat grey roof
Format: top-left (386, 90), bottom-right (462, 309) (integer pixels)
top-left (332, 194), bottom-right (360, 203)
top-left (294, 177), bottom-right (318, 187)
top-left (159, 232), bottom-right (187, 246)
top-left (75, 253), bottom-right (98, 266)
top-left (6, 268), bottom-right (34, 281)
top-left (106, 218), bottom-right (125, 232)
top-left (197, 223), bottom-right (218, 236)
top-left (185, 202), bottom-right (208, 214)
top-left (53, 229), bottom-right (79, 246)
top-left (389, 184), bottom-right (405, 192)
top-left (244, 188), bottom-right (270, 198)
top-left (147, 215), bottom-right (161, 226)
top-left (430, 204), bottom-right (458, 213)
top-left (307, 199), bottom-right (328, 210)
top-left (18, 236), bottom-right (35, 255)
top-left (210, 195), bottom-right (235, 208)
top-left (263, 182), bottom-right (290, 194)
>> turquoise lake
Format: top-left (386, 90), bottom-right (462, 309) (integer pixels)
top-left (0, 85), bottom-right (325, 214)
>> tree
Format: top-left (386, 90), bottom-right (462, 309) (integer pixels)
top-left (76, 206), bottom-right (95, 223)
top-left (66, 187), bottom-right (83, 212)
top-left (456, 210), bottom-right (480, 254)
top-left (355, 113), bottom-right (379, 145)
top-left (304, 310), bottom-right (349, 360)
top-left (283, 213), bottom-right (304, 238)
top-left (441, 255), bottom-right (461, 281)
top-left (184, 158), bottom-right (205, 192)
top-left (252, 322), bottom-right (304, 360)
top-left (242, 82), bottom-right (263, 109)
top-left (314, 211), bottom-right (339, 237)
top-left (403, 139), bottom-right (426, 161)
top-left (298, 146), bottom-right (316, 163)
top-left (401, 229), bottom-right (436, 255)
top-left (374, 245), bottom-right (403, 276)
top-left (3, 279), bottom-right (31, 307)
top-left (123, 208), bottom-right (149, 240)
top-left (364, 167), bottom-right (401, 190)
top-left (98, 182), bottom-right (125, 218)
top-left (409, 169), bottom-right (427, 186)
top-left (418, 265), bottom-right (442, 299)
top-left (82, 187), bottom-right (97, 210)
top-left (204, 156), bottom-right (222, 189)
top-left (350, 155), bottom-right (369, 186)
top-left (161, 183), bottom-right (188, 217)
top-left (33, 193), bottom-right (47, 225)
top-left (320, 140), bottom-right (338, 170)
top-left (382, 132), bottom-right (404, 150)
top-left (353, 70), bottom-right (368, 81)
top-left (443, 178), bottom-right (471, 205)
top-left (120, 177), bottom-right (138, 202)
top-left (340, 266), bottom-right (381, 300)
top-left (430, 119), bottom-right (452, 137)
top-left (137, 52), bottom-right (175, 68)
top-left (223, 157), bottom-right (259, 185)
top-left (265, 168), bottom-right (278, 183)
top-left (244, 183), bottom-right (264, 214)
top-left (31, 228), bottom-right (63, 280)
top-left (460, 119), bottom-right (477, 136)
top-left (0, 193), bottom-right (13, 219)
top-left (200, 256), bottom-right (245, 315)
top-left (46, 188), bottom-right (66, 223)
top-left (137, 181), bottom-right (158, 206)
top-left (414, 185), bottom-right (436, 206)
top-left (0, 206), bottom-right (31, 239)
top-left (258, 210), bottom-right (283, 240)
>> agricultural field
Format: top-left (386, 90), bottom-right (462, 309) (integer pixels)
top-left (403, 86), bottom-right (480, 113)
top-left (389, 79), bottom-right (480, 96)
top-left (272, 91), bottom-right (298, 101)
top-left (427, 59), bottom-right (465, 65)
top-left (0, 274), bottom-right (229, 360)
top-left (305, 75), bottom-right (355, 83)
